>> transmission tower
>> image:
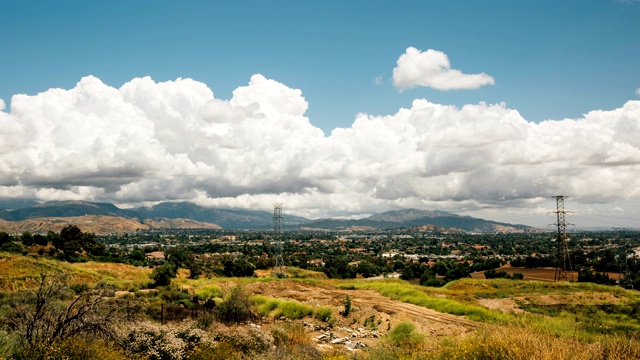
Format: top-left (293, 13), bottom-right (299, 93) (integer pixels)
top-left (272, 203), bottom-right (285, 277)
top-left (553, 196), bottom-right (574, 281)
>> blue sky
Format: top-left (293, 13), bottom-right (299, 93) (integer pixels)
top-left (1, 1), bottom-right (639, 229)
top-left (2, 1), bottom-right (638, 133)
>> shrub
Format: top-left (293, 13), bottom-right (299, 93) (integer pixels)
top-left (41, 336), bottom-right (128, 360)
top-left (314, 306), bottom-right (333, 322)
top-left (255, 297), bottom-right (281, 317)
top-left (342, 295), bottom-right (352, 316)
top-left (210, 325), bottom-right (272, 357)
top-left (121, 321), bottom-right (208, 360)
top-left (275, 300), bottom-right (313, 320)
top-left (271, 323), bottom-right (321, 359)
top-left (216, 285), bottom-right (254, 323)
top-left (195, 285), bottom-right (223, 300)
top-left (151, 263), bottom-right (178, 287)
top-left (387, 322), bottom-right (424, 348)
top-left (0, 274), bottom-right (120, 357)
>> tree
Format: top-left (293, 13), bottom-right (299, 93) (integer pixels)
top-left (151, 262), bottom-right (178, 287)
top-left (223, 258), bottom-right (255, 277)
top-left (33, 234), bottom-right (48, 246)
top-left (0, 231), bottom-right (11, 246)
top-left (20, 232), bottom-right (34, 246)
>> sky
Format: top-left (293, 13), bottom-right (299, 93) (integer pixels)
top-left (1, 1), bottom-right (640, 229)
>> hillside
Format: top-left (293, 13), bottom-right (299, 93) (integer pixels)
top-left (0, 201), bottom-right (532, 233)
top-left (301, 209), bottom-right (531, 232)
top-left (0, 253), bottom-right (638, 359)
top-left (0, 200), bottom-right (137, 221)
top-left (0, 215), bottom-right (221, 234)
top-left (137, 201), bottom-right (308, 229)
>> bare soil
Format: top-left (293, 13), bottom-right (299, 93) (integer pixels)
top-left (471, 266), bottom-right (585, 282)
top-left (239, 280), bottom-right (479, 350)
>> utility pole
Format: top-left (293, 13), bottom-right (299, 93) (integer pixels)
top-left (273, 203), bottom-right (285, 278)
top-left (553, 196), bottom-right (573, 281)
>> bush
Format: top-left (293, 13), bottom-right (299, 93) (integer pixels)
top-left (271, 323), bottom-right (321, 359)
top-left (207, 325), bottom-right (272, 358)
top-left (223, 259), bottom-right (256, 277)
top-left (342, 295), bottom-right (352, 316)
top-left (216, 285), bottom-right (254, 324)
top-left (275, 300), bottom-right (313, 320)
top-left (151, 262), bottom-right (178, 287)
top-left (196, 285), bottom-right (223, 300)
top-left (121, 321), bottom-right (208, 360)
top-left (387, 322), bottom-right (424, 348)
top-left (253, 296), bottom-right (281, 317)
top-left (0, 274), bottom-right (121, 358)
top-left (314, 306), bottom-right (333, 322)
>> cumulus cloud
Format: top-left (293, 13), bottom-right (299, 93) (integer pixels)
top-left (392, 47), bottom-right (495, 90)
top-left (0, 74), bottom-right (639, 220)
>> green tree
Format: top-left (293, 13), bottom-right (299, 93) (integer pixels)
top-left (0, 231), bottom-right (11, 246)
top-left (151, 262), bottom-right (177, 287)
top-left (20, 231), bottom-right (34, 246)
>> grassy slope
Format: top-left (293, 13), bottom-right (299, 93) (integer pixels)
top-left (337, 277), bottom-right (640, 342)
top-left (0, 252), bottom-right (151, 291)
top-left (2, 252), bottom-right (638, 346)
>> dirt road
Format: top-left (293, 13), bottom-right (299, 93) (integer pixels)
top-left (246, 280), bottom-right (479, 339)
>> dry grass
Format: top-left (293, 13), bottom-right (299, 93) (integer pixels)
top-left (70, 261), bottom-right (151, 289)
top-left (425, 325), bottom-right (640, 360)
top-left (0, 252), bottom-right (99, 291)
top-left (0, 252), bottom-right (153, 291)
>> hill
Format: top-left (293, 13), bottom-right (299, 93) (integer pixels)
top-left (0, 254), bottom-right (637, 359)
top-left (0, 215), bottom-right (221, 234)
top-left (137, 201), bottom-right (308, 229)
top-left (301, 209), bottom-right (531, 232)
top-left (0, 200), bottom-right (137, 221)
top-left (0, 201), bottom-right (531, 233)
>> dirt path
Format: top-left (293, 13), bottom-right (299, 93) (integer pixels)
top-left (246, 280), bottom-right (480, 336)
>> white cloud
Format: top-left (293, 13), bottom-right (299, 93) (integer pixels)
top-left (636, 87), bottom-right (640, 96)
top-left (392, 47), bottom-right (495, 90)
top-left (0, 75), bottom-right (639, 222)
top-left (374, 74), bottom-right (384, 85)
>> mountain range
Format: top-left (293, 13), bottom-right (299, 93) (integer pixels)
top-left (0, 200), bottom-right (532, 233)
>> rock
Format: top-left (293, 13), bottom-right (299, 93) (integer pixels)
top-left (331, 337), bottom-right (350, 344)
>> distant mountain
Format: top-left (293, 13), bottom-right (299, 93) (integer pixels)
top-left (0, 201), bottom-right (531, 233)
top-left (0, 201), bottom-right (137, 221)
top-left (0, 200), bottom-right (308, 229)
top-left (299, 209), bottom-right (531, 233)
top-left (0, 215), bottom-right (221, 234)
top-left (137, 202), bottom-right (308, 229)
top-left (0, 199), bottom-right (39, 210)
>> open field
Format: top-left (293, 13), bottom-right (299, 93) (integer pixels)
top-left (470, 266), bottom-right (623, 282)
top-left (2, 252), bottom-right (640, 359)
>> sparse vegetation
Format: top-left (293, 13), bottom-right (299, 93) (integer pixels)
top-left (0, 223), bottom-right (639, 359)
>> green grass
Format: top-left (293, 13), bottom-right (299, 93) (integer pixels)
top-left (336, 278), bottom-right (640, 342)
top-left (338, 279), bottom-right (513, 325)
top-left (195, 285), bottom-right (223, 300)
top-left (314, 306), bottom-right (333, 322)
top-left (251, 295), bottom-right (314, 320)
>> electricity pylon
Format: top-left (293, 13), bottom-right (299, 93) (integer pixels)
top-left (272, 203), bottom-right (286, 277)
top-left (553, 196), bottom-right (574, 281)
